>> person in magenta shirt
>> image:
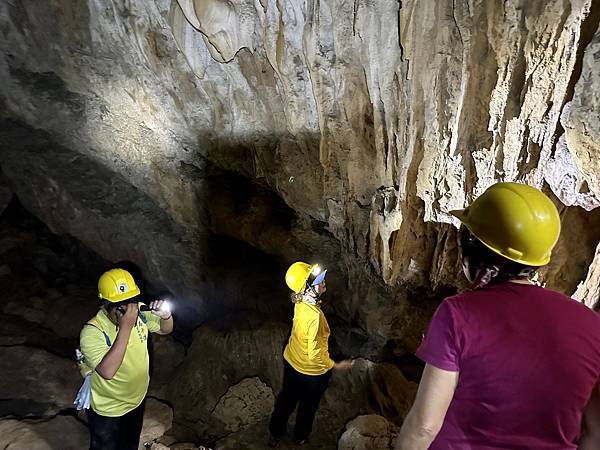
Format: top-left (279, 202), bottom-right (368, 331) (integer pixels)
top-left (396, 183), bottom-right (600, 450)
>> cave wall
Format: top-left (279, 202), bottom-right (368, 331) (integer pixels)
top-left (1, 0), bottom-right (599, 348)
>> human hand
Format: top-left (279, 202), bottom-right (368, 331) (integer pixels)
top-left (333, 359), bottom-right (353, 370)
top-left (149, 299), bottom-right (171, 320)
top-left (117, 303), bottom-right (138, 329)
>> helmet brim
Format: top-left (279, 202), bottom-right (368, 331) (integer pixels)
top-left (99, 287), bottom-right (141, 303)
top-left (311, 270), bottom-right (327, 286)
top-left (449, 209), bottom-right (465, 221)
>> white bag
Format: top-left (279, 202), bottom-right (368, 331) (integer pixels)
top-left (74, 373), bottom-right (92, 410)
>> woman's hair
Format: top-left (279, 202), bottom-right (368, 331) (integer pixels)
top-left (289, 279), bottom-right (320, 303)
top-left (460, 227), bottom-right (536, 289)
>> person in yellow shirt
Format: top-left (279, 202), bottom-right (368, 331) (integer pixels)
top-left (268, 262), bottom-right (352, 447)
top-left (80, 268), bottom-right (174, 450)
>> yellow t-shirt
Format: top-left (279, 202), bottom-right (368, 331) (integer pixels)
top-left (283, 301), bottom-right (335, 375)
top-left (79, 307), bottom-right (161, 417)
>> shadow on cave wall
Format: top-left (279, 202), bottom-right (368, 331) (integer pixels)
top-left (0, 117), bottom-right (458, 387)
top-left (0, 121), bottom-right (310, 346)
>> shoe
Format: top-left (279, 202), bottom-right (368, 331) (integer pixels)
top-left (293, 437), bottom-right (308, 446)
top-left (267, 435), bottom-right (281, 448)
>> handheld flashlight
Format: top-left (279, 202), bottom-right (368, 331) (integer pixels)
top-left (140, 300), bottom-right (172, 313)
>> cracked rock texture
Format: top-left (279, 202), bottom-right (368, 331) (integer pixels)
top-left (141, 398), bottom-right (175, 447)
top-left (212, 377), bottom-right (275, 433)
top-left (1, 0), bottom-right (600, 448)
top-left (338, 415), bottom-right (400, 450)
top-left (1, 0), bottom-right (600, 346)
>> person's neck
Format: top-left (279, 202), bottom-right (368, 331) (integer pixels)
top-left (101, 307), bottom-right (119, 326)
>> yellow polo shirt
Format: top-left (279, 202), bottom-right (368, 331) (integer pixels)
top-left (283, 301), bottom-right (335, 375)
top-left (79, 307), bottom-right (160, 417)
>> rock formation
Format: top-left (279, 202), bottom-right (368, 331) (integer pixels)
top-left (0, 0), bottom-right (599, 448)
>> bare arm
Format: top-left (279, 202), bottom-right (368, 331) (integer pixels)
top-left (579, 383), bottom-right (600, 450)
top-left (95, 304), bottom-right (137, 380)
top-left (395, 364), bottom-right (459, 450)
top-left (158, 316), bottom-right (173, 335)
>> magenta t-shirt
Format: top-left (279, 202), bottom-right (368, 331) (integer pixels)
top-left (417, 281), bottom-right (600, 449)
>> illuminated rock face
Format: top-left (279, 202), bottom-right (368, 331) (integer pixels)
top-left (0, 4), bottom-right (600, 443)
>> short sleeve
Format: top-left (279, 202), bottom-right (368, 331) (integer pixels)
top-left (416, 299), bottom-right (461, 372)
top-left (80, 325), bottom-right (110, 370)
top-left (142, 311), bottom-right (161, 333)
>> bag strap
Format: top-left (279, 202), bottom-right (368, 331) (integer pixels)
top-left (137, 310), bottom-right (147, 324)
top-left (84, 320), bottom-right (112, 347)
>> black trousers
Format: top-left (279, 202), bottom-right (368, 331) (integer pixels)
top-left (269, 360), bottom-right (332, 441)
top-left (87, 401), bottom-right (145, 450)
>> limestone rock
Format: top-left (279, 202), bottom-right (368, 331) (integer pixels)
top-left (573, 242), bottom-right (600, 309)
top-left (150, 335), bottom-right (186, 397)
top-left (1, 0), bottom-right (600, 354)
top-left (0, 346), bottom-right (80, 417)
top-left (319, 358), bottom-right (417, 433)
top-left (338, 415), bottom-right (399, 450)
top-left (151, 444), bottom-right (172, 450)
top-left (559, 24), bottom-right (600, 208)
top-left (0, 415), bottom-right (88, 450)
top-left (545, 135), bottom-right (600, 211)
top-left (166, 314), bottom-right (287, 439)
top-left (140, 398), bottom-right (174, 449)
top-left (174, 0), bottom-right (258, 63)
top-left (0, 124), bottom-right (207, 320)
top-left (212, 377), bottom-right (274, 433)
top-left (2, 290), bottom-right (98, 340)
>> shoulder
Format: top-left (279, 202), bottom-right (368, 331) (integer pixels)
top-left (80, 318), bottom-right (105, 345)
top-left (546, 289), bottom-right (600, 320)
top-left (81, 312), bottom-right (101, 332)
top-left (80, 309), bottom-right (111, 335)
top-left (295, 303), bottom-right (320, 320)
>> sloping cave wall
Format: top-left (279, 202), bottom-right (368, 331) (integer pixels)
top-left (1, 0), bottom-right (600, 448)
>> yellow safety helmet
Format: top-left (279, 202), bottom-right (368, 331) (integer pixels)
top-left (98, 268), bottom-right (141, 303)
top-left (451, 182), bottom-right (561, 266)
top-left (285, 262), bottom-right (325, 294)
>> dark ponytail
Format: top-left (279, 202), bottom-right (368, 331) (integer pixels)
top-left (460, 227), bottom-right (535, 290)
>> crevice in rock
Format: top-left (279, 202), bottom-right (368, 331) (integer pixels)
top-left (562, 0), bottom-right (600, 109)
